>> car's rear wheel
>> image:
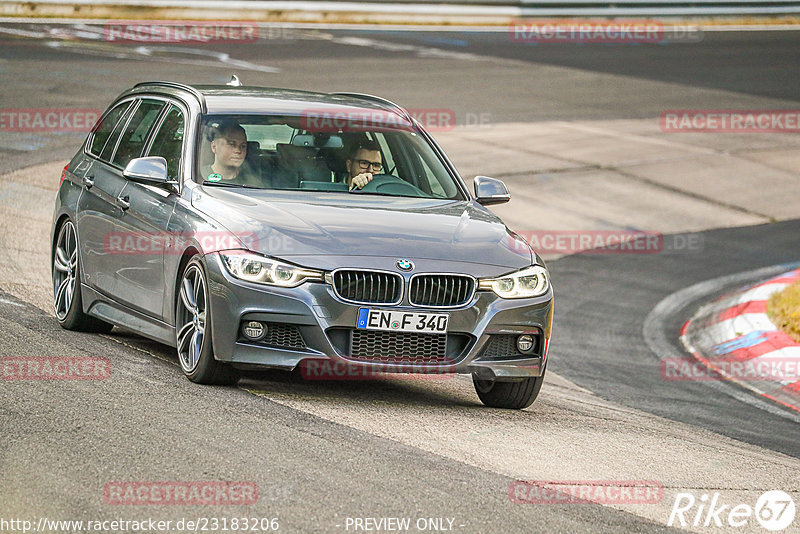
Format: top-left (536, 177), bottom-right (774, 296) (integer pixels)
top-left (472, 369), bottom-right (546, 410)
top-left (176, 257), bottom-right (238, 385)
top-left (52, 219), bottom-right (113, 333)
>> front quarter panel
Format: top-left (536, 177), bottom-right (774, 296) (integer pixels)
top-left (51, 152), bottom-right (92, 275)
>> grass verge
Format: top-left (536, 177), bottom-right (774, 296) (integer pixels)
top-left (767, 280), bottom-right (800, 343)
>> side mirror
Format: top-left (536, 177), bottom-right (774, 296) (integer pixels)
top-left (474, 176), bottom-right (510, 205)
top-left (123, 157), bottom-right (169, 185)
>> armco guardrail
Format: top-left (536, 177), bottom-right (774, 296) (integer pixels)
top-left (352, 0), bottom-right (800, 11)
top-left (516, 0), bottom-right (800, 16)
top-left (2, 0), bottom-right (800, 19)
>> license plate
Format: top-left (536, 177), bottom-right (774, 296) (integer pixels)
top-left (356, 308), bottom-right (449, 333)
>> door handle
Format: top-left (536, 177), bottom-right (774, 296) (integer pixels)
top-left (75, 161), bottom-right (91, 174)
top-left (82, 175), bottom-right (94, 189)
top-left (116, 194), bottom-right (130, 210)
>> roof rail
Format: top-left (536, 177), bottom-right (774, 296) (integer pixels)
top-left (330, 92), bottom-right (414, 124)
top-left (133, 81), bottom-right (207, 113)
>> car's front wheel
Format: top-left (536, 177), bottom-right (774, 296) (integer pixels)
top-left (175, 257), bottom-right (238, 385)
top-left (52, 219), bottom-right (113, 333)
top-left (472, 370), bottom-right (546, 410)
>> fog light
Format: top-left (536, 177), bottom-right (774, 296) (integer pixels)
top-left (516, 334), bottom-right (535, 354)
top-left (242, 321), bottom-right (266, 341)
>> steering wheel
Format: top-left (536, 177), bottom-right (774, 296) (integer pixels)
top-left (351, 174), bottom-right (426, 197)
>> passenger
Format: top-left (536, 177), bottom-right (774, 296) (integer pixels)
top-left (346, 140), bottom-right (383, 190)
top-left (200, 121), bottom-right (261, 186)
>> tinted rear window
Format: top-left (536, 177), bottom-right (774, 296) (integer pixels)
top-left (146, 105), bottom-right (185, 181)
top-left (89, 101), bottom-right (131, 157)
top-left (112, 99), bottom-right (165, 169)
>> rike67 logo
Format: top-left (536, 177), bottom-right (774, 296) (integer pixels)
top-left (668, 490), bottom-right (795, 531)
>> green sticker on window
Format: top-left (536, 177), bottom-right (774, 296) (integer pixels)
top-left (207, 173), bottom-right (222, 182)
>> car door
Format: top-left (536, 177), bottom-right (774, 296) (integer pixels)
top-left (85, 97), bottom-right (166, 317)
top-left (76, 99), bottom-right (134, 297)
top-left (114, 102), bottom-right (185, 319)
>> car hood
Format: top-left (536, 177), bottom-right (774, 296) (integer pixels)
top-left (192, 187), bottom-right (533, 271)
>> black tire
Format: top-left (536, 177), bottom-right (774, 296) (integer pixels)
top-left (175, 256), bottom-right (238, 385)
top-left (473, 369), bottom-right (546, 410)
top-left (52, 219), bottom-right (114, 333)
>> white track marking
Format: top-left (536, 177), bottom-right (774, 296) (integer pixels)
top-left (316, 33), bottom-right (484, 61)
top-left (0, 24), bottom-right (280, 73)
top-left (735, 282), bottom-right (789, 302)
top-left (42, 40), bottom-right (280, 72)
top-left (705, 282), bottom-right (789, 311)
top-left (697, 314), bottom-right (779, 343)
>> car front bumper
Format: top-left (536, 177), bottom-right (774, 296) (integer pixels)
top-left (205, 253), bottom-right (552, 380)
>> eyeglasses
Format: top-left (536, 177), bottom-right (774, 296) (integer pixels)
top-left (356, 159), bottom-right (382, 171)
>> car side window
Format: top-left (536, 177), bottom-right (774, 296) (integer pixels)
top-left (90, 101), bottom-right (131, 159)
top-left (112, 99), bottom-right (166, 169)
top-left (146, 105), bottom-right (185, 181)
top-left (371, 133), bottom-right (396, 176)
top-left (417, 153), bottom-right (447, 197)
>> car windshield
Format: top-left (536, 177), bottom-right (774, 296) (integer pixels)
top-left (196, 113), bottom-right (465, 200)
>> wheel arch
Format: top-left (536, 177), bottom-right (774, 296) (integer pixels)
top-left (173, 246), bottom-right (202, 318)
top-left (51, 214), bottom-right (72, 265)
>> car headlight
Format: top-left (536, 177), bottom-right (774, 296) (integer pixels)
top-left (219, 251), bottom-right (323, 288)
top-left (478, 265), bottom-right (550, 298)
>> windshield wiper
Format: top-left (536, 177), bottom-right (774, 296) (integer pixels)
top-left (348, 190), bottom-right (427, 199)
top-left (202, 181), bottom-right (261, 189)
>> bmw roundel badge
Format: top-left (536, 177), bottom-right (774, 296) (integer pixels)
top-left (396, 259), bottom-right (414, 272)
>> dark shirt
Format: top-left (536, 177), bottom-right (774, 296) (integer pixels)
top-left (200, 162), bottom-right (262, 187)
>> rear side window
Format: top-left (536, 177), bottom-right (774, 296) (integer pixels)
top-left (146, 105), bottom-right (185, 181)
top-left (89, 101), bottom-right (131, 157)
top-left (112, 99), bottom-right (165, 169)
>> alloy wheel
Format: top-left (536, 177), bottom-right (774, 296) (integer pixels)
top-left (177, 264), bottom-right (207, 373)
top-left (53, 221), bottom-right (78, 320)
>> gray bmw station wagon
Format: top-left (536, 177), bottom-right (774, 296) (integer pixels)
top-left (51, 80), bottom-right (553, 409)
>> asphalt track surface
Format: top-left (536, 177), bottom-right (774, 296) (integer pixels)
top-left (1, 23), bottom-right (799, 533)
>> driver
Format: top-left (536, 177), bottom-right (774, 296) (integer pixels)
top-left (201, 120), bottom-right (261, 186)
top-left (346, 140), bottom-right (382, 190)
